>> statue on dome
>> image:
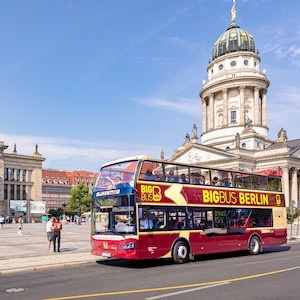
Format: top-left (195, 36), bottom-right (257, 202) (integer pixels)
top-left (160, 149), bottom-right (165, 160)
top-left (231, 0), bottom-right (236, 24)
top-left (192, 123), bottom-right (197, 139)
top-left (277, 128), bottom-right (288, 142)
top-left (192, 123), bottom-right (199, 143)
top-left (245, 116), bottom-right (253, 129)
top-left (183, 133), bottom-right (191, 146)
top-left (235, 132), bottom-right (240, 148)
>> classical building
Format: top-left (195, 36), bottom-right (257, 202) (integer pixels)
top-left (0, 142), bottom-right (45, 218)
top-left (42, 169), bottom-right (98, 212)
top-left (168, 3), bottom-right (300, 209)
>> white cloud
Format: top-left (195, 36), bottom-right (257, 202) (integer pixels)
top-left (162, 36), bottom-right (200, 53)
top-left (268, 86), bottom-right (300, 140)
top-left (288, 46), bottom-right (300, 57)
top-left (133, 97), bottom-right (201, 117)
top-left (0, 133), bottom-right (162, 171)
top-left (273, 86), bottom-right (300, 107)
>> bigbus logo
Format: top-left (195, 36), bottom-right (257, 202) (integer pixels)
top-left (140, 185), bottom-right (162, 202)
top-left (276, 194), bottom-right (281, 206)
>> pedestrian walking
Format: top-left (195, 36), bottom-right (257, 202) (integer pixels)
top-left (18, 216), bottom-right (23, 235)
top-left (0, 215), bottom-right (4, 229)
top-left (46, 217), bottom-right (54, 251)
top-left (53, 217), bottom-right (62, 252)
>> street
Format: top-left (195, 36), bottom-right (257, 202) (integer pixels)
top-left (1, 241), bottom-right (300, 300)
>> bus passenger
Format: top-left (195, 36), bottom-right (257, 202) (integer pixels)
top-left (192, 177), bottom-right (200, 185)
top-left (140, 212), bottom-right (154, 230)
top-left (213, 177), bottom-right (220, 186)
top-left (167, 170), bottom-right (177, 182)
top-left (144, 169), bottom-right (155, 180)
top-left (169, 217), bottom-right (178, 229)
top-left (199, 175), bottom-right (206, 185)
top-left (180, 174), bottom-right (189, 183)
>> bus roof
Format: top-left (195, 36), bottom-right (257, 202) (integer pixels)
top-left (101, 155), bottom-right (148, 168)
top-left (100, 156), bottom-right (282, 179)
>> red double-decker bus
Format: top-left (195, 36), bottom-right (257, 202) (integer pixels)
top-left (90, 156), bottom-right (287, 264)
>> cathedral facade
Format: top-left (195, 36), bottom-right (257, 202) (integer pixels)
top-left (168, 4), bottom-right (300, 209)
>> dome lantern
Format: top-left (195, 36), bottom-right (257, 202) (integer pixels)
top-left (212, 0), bottom-right (256, 61)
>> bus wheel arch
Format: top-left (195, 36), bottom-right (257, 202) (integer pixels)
top-left (248, 234), bottom-right (262, 255)
top-left (171, 238), bottom-right (190, 264)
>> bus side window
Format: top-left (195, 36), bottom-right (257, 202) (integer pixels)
top-left (147, 207), bottom-right (167, 230)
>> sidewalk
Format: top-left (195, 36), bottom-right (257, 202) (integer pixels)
top-left (0, 222), bottom-right (299, 275)
top-left (0, 222), bottom-right (100, 275)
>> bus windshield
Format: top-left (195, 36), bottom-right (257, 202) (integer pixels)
top-left (94, 196), bottom-right (136, 234)
top-left (95, 160), bottom-right (139, 190)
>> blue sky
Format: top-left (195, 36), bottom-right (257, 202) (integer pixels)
top-left (0, 0), bottom-right (300, 171)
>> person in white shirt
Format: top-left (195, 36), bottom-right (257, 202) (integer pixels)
top-left (140, 212), bottom-right (154, 230)
top-left (0, 215), bottom-right (4, 229)
top-left (46, 217), bottom-right (54, 251)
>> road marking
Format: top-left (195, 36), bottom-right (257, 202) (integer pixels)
top-left (44, 266), bottom-right (300, 300)
top-left (145, 282), bottom-right (230, 300)
top-left (237, 255), bottom-right (300, 266)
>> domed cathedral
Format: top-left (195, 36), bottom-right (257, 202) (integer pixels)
top-left (200, 0), bottom-right (271, 150)
top-left (168, 1), bottom-right (300, 209)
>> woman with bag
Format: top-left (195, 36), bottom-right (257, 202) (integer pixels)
top-left (46, 217), bottom-right (54, 251)
top-left (53, 217), bottom-right (62, 252)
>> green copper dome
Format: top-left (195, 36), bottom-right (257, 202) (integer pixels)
top-left (212, 24), bottom-right (255, 60)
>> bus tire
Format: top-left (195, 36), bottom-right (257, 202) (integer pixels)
top-left (172, 240), bottom-right (189, 264)
top-left (248, 236), bottom-right (261, 255)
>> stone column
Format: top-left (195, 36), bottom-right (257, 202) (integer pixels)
top-left (291, 168), bottom-right (298, 209)
top-left (223, 89), bottom-right (228, 127)
top-left (282, 167), bottom-right (290, 207)
top-left (14, 185), bottom-right (17, 201)
top-left (6, 184), bottom-right (10, 218)
top-left (254, 87), bottom-right (260, 125)
top-left (0, 151), bottom-right (4, 215)
top-left (262, 90), bottom-right (267, 127)
top-left (202, 99), bottom-right (207, 133)
top-left (209, 94), bottom-right (214, 130)
top-left (20, 185), bottom-right (23, 200)
top-left (239, 86), bottom-right (245, 125)
top-left (298, 174), bottom-right (300, 208)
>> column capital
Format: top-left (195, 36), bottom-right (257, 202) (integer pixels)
top-left (209, 93), bottom-right (215, 99)
top-left (239, 86), bottom-right (246, 91)
top-left (222, 88), bottom-right (228, 94)
top-left (282, 167), bottom-right (290, 173)
top-left (254, 86), bottom-right (260, 92)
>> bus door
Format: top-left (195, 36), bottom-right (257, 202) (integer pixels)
top-left (191, 209), bottom-right (216, 254)
top-left (137, 206), bottom-right (173, 259)
top-left (213, 209), bottom-right (239, 251)
top-left (213, 209), bottom-right (248, 251)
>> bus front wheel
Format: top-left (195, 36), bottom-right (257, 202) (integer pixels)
top-left (172, 241), bottom-right (189, 264)
top-left (248, 236), bottom-right (261, 255)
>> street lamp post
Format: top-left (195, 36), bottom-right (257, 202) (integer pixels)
top-left (76, 198), bottom-right (81, 225)
top-left (62, 203), bottom-right (67, 223)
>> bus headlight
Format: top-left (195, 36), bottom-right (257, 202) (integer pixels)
top-left (122, 242), bottom-right (135, 250)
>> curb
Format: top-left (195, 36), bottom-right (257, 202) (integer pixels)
top-left (0, 259), bottom-right (99, 276)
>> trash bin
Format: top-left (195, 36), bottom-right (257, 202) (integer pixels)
top-left (41, 215), bottom-right (47, 223)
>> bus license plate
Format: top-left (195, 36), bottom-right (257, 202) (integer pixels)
top-left (102, 252), bottom-right (111, 258)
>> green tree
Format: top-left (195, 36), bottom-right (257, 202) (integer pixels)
top-left (57, 208), bottom-right (63, 216)
top-left (67, 182), bottom-right (91, 215)
top-left (48, 209), bottom-right (58, 218)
